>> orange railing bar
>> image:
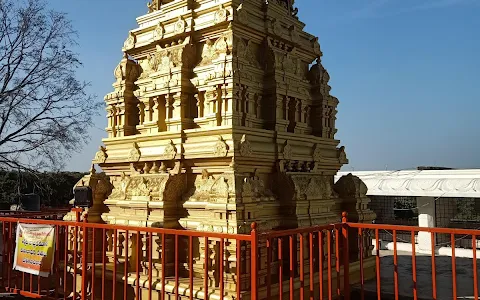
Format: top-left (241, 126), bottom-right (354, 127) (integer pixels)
top-left (0, 216), bottom-right (254, 241)
top-left (474, 235), bottom-right (479, 300)
top-left (346, 222), bottom-right (480, 235)
top-left (2, 212), bottom-right (480, 300)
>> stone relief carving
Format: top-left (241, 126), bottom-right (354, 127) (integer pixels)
top-left (282, 54), bottom-right (297, 73)
top-left (214, 5), bottom-right (228, 24)
top-left (128, 142), bottom-right (141, 162)
top-left (199, 39), bottom-right (217, 66)
top-left (311, 37), bottom-right (322, 55)
top-left (145, 40), bottom-right (195, 75)
top-left (305, 178), bottom-right (322, 199)
top-left (213, 136), bottom-right (229, 157)
top-left (338, 146), bottom-right (348, 164)
top-left (153, 22), bottom-right (164, 41)
top-left (214, 32), bottom-right (233, 56)
top-left (110, 172), bottom-right (130, 200)
top-left (114, 54), bottom-right (139, 82)
top-left (163, 140), bottom-right (178, 160)
top-left (313, 144), bottom-right (323, 162)
top-left (184, 170), bottom-right (215, 202)
top-left (242, 178), bottom-right (253, 197)
top-left (235, 38), bottom-right (260, 68)
top-left (290, 175), bottom-right (333, 200)
top-left (184, 172), bottom-right (235, 205)
top-left (129, 177), bottom-right (152, 197)
top-left (174, 17), bottom-right (187, 34)
top-left (123, 32), bottom-right (135, 51)
top-left (93, 146), bottom-right (108, 164)
top-left (289, 25), bottom-right (299, 43)
top-left (239, 134), bottom-right (252, 157)
top-left (283, 141), bottom-right (293, 160)
top-left (235, 4), bottom-right (248, 24)
top-left (241, 172), bottom-right (274, 200)
top-left (334, 174), bottom-right (368, 198)
top-left (147, 0), bottom-right (160, 13)
top-left (278, 160), bottom-right (316, 173)
top-left (108, 171), bottom-right (174, 203)
top-left (271, 19), bottom-right (282, 36)
top-left (308, 57), bottom-right (331, 93)
top-left (210, 177), bottom-right (230, 201)
top-left (149, 176), bottom-right (169, 196)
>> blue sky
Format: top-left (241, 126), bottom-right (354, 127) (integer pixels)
top-left (49, 0), bottom-right (480, 172)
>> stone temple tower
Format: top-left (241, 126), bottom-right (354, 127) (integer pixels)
top-left (70, 0), bottom-right (375, 297)
top-left (94, 0), bottom-right (359, 231)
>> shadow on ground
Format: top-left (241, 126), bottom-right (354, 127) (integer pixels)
top-left (352, 251), bottom-right (480, 300)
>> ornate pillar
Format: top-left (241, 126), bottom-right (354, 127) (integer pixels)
top-left (275, 94), bottom-right (289, 132)
top-left (334, 174), bottom-right (376, 261)
top-left (104, 54), bottom-right (140, 137)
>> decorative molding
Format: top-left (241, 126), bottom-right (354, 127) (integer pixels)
top-left (337, 146), bottom-right (348, 164)
top-left (93, 146), bottom-right (108, 164)
top-left (235, 4), bottom-right (248, 24)
top-left (153, 22), bottom-right (164, 41)
top-left (114, 54), bottom-right (139, 82)
top-left (174, 17), bottom-right (186, 34)
top-left (335, 170), bottom-right (480, 198)
top-left (312, 144), bottom-right (322, 162)
top-left (163, 140), bottom-right (177, 160)
top-left (289, 25), bottom-right (299, 43)
top-left (283, 141), bottom-right (292, 160)
top-left (214, 5), bottom-right (228, 24)
top-left (147, 0), bottom-right (160, 13)
top-left (239, 134), bottom-right (252, 157)
top-left (128, 142), bottom-right (141, 162)
top-left (213, 136), bottom-right (229, 157)
top-left (123, 32), bottom-right (135, 51)
top-left (110, 172), bottom-right (130, 200)
top-left (271, 19), bottom-right (282, 36)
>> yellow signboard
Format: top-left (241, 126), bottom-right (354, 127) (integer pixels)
top-left (13, 223), bottom-right (55, 277)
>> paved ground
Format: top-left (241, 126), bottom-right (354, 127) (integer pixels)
top-left (354, 250), bottom-right (480, 300)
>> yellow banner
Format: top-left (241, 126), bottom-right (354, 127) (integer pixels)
top-left (13, 223), bottom-right (55, 277)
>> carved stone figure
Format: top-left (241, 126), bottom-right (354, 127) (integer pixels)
top-left (213, 136), bottom-right (229, 157)
top-left (93, 146), bottom-right (108, 164)
top-left (163, 140), bottom-right (177, 160)
top-left (128, 142), bottom-right (141, 162)
top-left (239, 134), bottom-right (252, 157)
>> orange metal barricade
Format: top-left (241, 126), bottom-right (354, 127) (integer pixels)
top-left (1, 213), bottom-right (480, 300)
top-left (0, 216), bottom-right (258, 300)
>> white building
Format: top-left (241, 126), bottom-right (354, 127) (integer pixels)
top-left (335, 169), bottom-right (480, 256)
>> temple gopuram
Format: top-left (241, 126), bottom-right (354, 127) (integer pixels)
top-left (65, 0), bottom-right (376, 299)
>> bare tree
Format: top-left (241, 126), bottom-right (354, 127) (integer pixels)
top-left (0, 0), bottom-right (100, 171)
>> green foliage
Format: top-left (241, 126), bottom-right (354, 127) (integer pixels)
top-left (0, 171), bottom-right (85, 207)
top-left (455, 199), bottom-right (480, 221)
top-left (394, 197), bottom-right (418, 220)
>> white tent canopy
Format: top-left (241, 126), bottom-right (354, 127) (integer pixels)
top-left (335, 169), bottom-right (480, 198)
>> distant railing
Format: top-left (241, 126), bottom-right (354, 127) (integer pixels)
top-left (348, 222), bottom-right (480, 300)
top-left (0, 208), bottom-right (69, 219)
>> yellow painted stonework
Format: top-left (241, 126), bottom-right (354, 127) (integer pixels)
top-left (98, 0), bottom-right (351, 231)
top-left (67, 0), bottom-right (376, 298)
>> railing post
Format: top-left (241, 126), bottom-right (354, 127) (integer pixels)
top-left (342, 212), bottom-right (350, 300)
top-left (250, 222), bottom-right (258, 300)
top-left (81, 213), bottom-right (88, 300)
top-left (72, 207), bottom-right (83, 223)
